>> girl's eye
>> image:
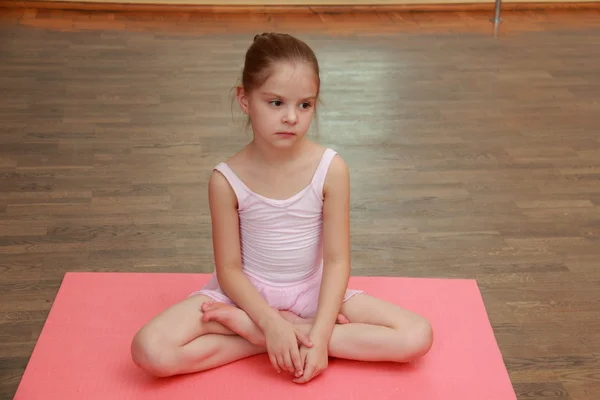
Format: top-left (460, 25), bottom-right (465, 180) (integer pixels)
top-left (270, 100), bottom-right (283, 106)
top-left (300, 102), bottom-right (312, 109)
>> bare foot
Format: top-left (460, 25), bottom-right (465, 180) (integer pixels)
top-left (279, 310), bottom-right (350, 325)
top-left (337, 313), bottom-right (350, 324)
top-left (201, 301), bottom-right (266, 347)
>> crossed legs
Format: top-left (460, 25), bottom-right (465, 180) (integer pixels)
top-left (131, 293), bottom-right (433, 378)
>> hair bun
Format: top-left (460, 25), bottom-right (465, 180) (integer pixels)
top-left (254, 33), bottom-right (267, 41)
top-left (254, 32), bottom-right (277, 42)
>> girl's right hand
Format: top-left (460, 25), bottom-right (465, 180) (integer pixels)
top-left (262, 316), bottom-right (313, 376)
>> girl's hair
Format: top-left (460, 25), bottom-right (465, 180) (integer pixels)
top-left (242, 32), bottom-right (320, 96)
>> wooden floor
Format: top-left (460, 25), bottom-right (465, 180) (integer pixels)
top-left (1, 8), bottom-right (600, 400)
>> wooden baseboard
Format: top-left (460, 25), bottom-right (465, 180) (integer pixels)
top-left (1, 0), bottom-right (599, 12)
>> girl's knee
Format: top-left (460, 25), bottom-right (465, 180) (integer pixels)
top-left (387, 315), bottom-right (433, 362)
top-left (404, 318), bottom-right (433, 361)
top-left (131, 328), bottom-right (180, 377)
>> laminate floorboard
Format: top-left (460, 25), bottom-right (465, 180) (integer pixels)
top-left (0, 8), bottom-right (599, 400)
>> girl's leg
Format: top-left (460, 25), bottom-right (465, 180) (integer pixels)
top-left (142, 292), bottom-right (431, 377)
top-left (130, 294), bottom-right (266, 377)
top-left (202, 293), bottom-right (433, 364)
top-left (291, 294), bottom-right (434, 363)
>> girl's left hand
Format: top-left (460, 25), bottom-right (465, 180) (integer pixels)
top-left (292, 339), bottom-right (328, 384)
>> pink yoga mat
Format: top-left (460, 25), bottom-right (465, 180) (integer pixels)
top-left (15, 272), bottom-right (516, 399)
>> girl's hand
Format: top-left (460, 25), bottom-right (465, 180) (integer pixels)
top-left (262, 316), bottom-right (313, 376)
top-left (292, 339), bottom-right (329, 384)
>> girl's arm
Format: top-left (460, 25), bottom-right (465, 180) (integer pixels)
top-left (310, 155), bottom-right (352, 342)
top-left (208, 170), bottom-right (281, 329)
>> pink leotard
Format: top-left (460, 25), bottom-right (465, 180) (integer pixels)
top-left (190, 148), bottom-right (362, 318)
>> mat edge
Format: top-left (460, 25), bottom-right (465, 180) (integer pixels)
top-left (63, 270), bottom-right (479, 282)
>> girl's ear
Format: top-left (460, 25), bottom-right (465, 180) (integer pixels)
top-left (236, 86), bottom-right (249, 115)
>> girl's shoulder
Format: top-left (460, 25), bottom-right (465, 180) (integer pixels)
top-left (208, 146), bottom-right (251, 204)
top-left (219, 145), bottom-right (251, 171)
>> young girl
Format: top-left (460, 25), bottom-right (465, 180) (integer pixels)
top-left (131, 32), bottom-right (433, 384)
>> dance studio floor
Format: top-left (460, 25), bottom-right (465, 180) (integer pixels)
top-left (1, 6), bottom-right (599, 399)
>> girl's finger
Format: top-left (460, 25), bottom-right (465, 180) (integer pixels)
top-left (290, 346), bottom-right (303, 376)
top-left (276, 354), bottom-right (287, 373)
top-left (283, 351), bottom-right (294, 374)
top-left (269, 353), bottom-right (281, 373)
top-left (294, 330), bottom-right (313, 348)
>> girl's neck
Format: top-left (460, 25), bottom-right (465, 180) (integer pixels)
top-left (248, 137), bottom-right (310, 168)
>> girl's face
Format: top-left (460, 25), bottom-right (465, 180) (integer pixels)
top-left (237, 61), bottom-right (319, 149)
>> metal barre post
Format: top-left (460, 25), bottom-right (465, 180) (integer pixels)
top-left (491, 0), bottom-right (502, 24)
